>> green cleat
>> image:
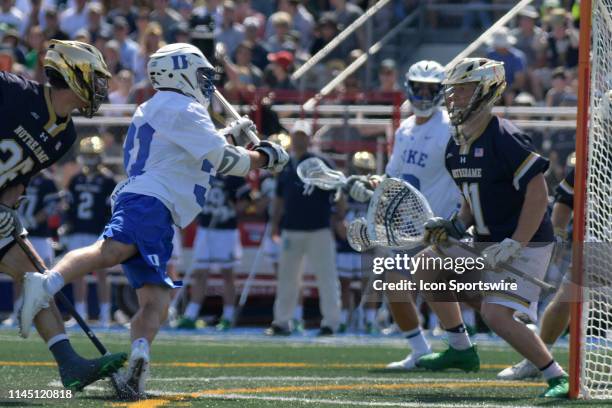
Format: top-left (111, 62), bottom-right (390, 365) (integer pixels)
top-left (364, 322), bottom-right (378, 335)
top-left (416, 345), bottom-right (480, 372)
top-left (61, 352), bottom-right (127, 392)
top-left (337, 323), bottom-right (347, 334)
top-left (176, 317), bottom-right (197, 330)
top-left (291, 319), bottom-right (304, 334)
top-left (541, 375), bottom-right (569, 398)
top-left (216, 318), bottom-right (231, 331)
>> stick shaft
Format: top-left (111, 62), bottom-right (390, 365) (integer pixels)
top-left (214, 89), bottom-right (260, 145)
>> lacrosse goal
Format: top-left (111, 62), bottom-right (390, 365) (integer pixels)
top-left (570, 0), bottom-right (612, 400)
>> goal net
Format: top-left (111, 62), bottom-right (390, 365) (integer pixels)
top-left (572, 0), bottom-right (612, 400)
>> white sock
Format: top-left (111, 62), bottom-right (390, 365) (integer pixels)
top-left (75, 302), bottom-right (87, 320)
top-left (43, 270), bottom-right (64, 296)
top-left (12, 296), bottom-right (23, 318)
top-left (540, 360), bottom-right (566, 380)
top-left (47, 333), bottom-right (69, 349)
top-left (365, 308), bottom-right (376, 324)
top-left (340, 309), bottom-right (349, 324)
top-left (405, 327), bottom-right (431, 355)
top-left (446, 324), bottom-right (472, 350)
top-left (428, 312), bottom-right (438, 330)
top-left (222, 305), bottom-right (234, 320)
top-left (184, 302), bottom-right (200, 320)
top-left (293, 305), bottom-right (303, 320)
top-left (131, 337), bottom-right (150, 358)
top-left (99, 303), bottom-right (111, 322)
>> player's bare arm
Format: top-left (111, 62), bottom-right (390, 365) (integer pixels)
top-left (511, 173), bottom-right (549, 245)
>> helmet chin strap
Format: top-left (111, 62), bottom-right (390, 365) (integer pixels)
top-left (453, 105), bottom-right (494, 145)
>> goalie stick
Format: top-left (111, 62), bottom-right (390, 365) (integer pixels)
top-left (352, 177), bottom-right (555, 291)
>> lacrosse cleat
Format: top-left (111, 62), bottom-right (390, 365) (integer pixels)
top-left (175, 316), bottom-right (197, 330)
top-left (416, 345), bottom-right (480, 372)
top-left (124, 341), bottom-right (150, 399)
top-left (385, 352), bottom-right (428, 371)
top-left (60, 352), bottom-right (127, 391)
top-left (541, 375), bottom-right (569, 398)
top-left (497, 358), bottom-right (540, 380)
top-left (216, 318), bottom-right (231, 331)
top-left (19, 272), bottom-right (52, 338)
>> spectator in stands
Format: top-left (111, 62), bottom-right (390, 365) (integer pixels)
top-left (224, 40), bottom-right (263, 93)
top-left (102, 39), bottom-right (124, 75)
top-left (216, 0), bottom-right (245, 57)
top-left (267, 120), bottom-right (341, 336)
top-left (243, 16), bottom-right (269, 70)
top-left (545, 67), bottom-right (575, 107)
top-left (190, 0), bottom-right (222, 31)
top-left (486, 26), bottom-right (527, 103)
top-left (277, 0), bottom-right (314, 51)
top-left (329, 0), bottom-right (363, 55)
top-left (1, 27), bottom-right (25, 65)
top-left (113, 16), bottom-right (139, 73)
top-left (310, 12), bottom-right (347, 62)
top-left (175, 0), bottom-right (194, 24)
top-left (73, 27), bottom-right (90, 44)
top-left (0, 0), bottom-right (24, 35)
top-left (264, 50), bottom-right (296, 90)
top-left (108, 0), bottom-right (138, 35)
top-left (108, 69), bottom-right (133, 106)
top-left (24, 24), bottom-right (45, 80)
top-left (378, 58), bottom-right (399, 93)
top-left (86, 3), bottom-right (110, 44)
top-left (59, 0), bottom-right (88, 39)
top-left (150, 0), bottom-right (184, 43)
top-left (22, 0), bottom-right (42, 37)
top-left (265, 11), bottom-right (292, 53)
top-left (43, 8), bottom-right (68, 41)
top-left (546, 8), bottom-right (579, 69)
top-left (173, 22), bottom-right (191, 44)
top-left (235, 0), bottom-right (266, 38)
top-left (133, 7), bottom-right (152, 42)
top-left (132, 22), bottom-right (164, 84)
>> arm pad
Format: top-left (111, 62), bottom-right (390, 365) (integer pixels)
top-left (206, 144), bottom-right (252, 177)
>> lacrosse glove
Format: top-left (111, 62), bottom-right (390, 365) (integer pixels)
top-left (222, 116), bottom-right (258, 147)
top-left (255, 140), bottom-right (289, 172)
top-left (346, 175), bottom-right (371, 202)
top-left (481, 238), bottom-right (522, 269)
top-left (423, 214), bottom-right (466, 245)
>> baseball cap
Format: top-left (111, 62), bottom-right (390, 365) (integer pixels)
top-left (290, 120), bottom-right (312, 136)
top-left (268, 50), bottom-right (294, 70)
top-left (243, 16), bottom-right (260, 29)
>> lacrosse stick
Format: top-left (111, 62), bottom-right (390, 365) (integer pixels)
top-left (297, 157), bottom-right (373, 199)
top-left (364, 178), bottom-right (555, 291)
top-left (13, 234), bottom-right (135, 398)
top-left (214, 89), bottom-right (260, 148)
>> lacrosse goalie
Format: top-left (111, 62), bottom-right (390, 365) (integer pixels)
top-left (19, 43), bottom-right (289, 399)
top-left (416, 57), bottom-right (568, 398)
top-left (348, 60), bottom-right (462, 369)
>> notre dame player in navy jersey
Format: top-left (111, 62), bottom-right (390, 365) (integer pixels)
top-left (177, 174), bottom-right (251, 331)
top-left (417, 58), bottom-right (568, 398)
top-left (63, 136), bottom-right (116, 328)
top-left (498, 164), bottom-right (576, 381)
top-left (0, 40), bottom-right (126, 391)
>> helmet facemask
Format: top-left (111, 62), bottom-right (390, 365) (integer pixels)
top-left (406, 80), bottom-right (443, 117)
top-left (195, 67), bottom-right (216, 108)
top-left (82, 72), bottom-right (109, 118)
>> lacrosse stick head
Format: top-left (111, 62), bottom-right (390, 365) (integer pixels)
top-left (347, 217), bottom-right (373, 252)
top-left (366, 178), bottom-right (434, 248)
top-left (297, 157), bottom-right (347, 190)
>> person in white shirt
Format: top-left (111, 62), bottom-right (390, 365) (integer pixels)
top-left (18, 43), bottom-right (289, 399)
top-left (59, 0), bottom-right (89, 39)
top-left (348, 60), bottom-right (461, 370)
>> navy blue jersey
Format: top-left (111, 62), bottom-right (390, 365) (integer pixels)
top-left (65, 171), bottom-right (116, 234)
top-left (0, 72), bottom-right (77, 191)
top-left (335, 196), bottom-right (369, 253)
top-left (18, 172), bottom-right (60, 237)
top-left (198, 175), bottom-right (251, 230)
top-left (445, 116), bottom-right (553, 243)
top-left (555, 168), bottom-right (574, 210)
top-left (276, 153), bottom-right (335, 231)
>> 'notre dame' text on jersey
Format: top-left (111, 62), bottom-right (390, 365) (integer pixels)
top-left (198, 174), bottom-right (251, 230)
top-left (0, 71), bottom-right (77, 192)
top-left (445, 116), bottom-right (553, 243)
top-left (18, 171), bottom-right (60, 238)
top-left (65, 171), bottom-right (116, 234)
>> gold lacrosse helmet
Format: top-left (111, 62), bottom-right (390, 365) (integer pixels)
top-left (268, 133), bottom-right (292, 150)
top-left (44, 40), bottom-right (111, 118)
top-left (352, 151), bottom-right (376, 171)
top-left (78, 136), bottom-right (104, 170)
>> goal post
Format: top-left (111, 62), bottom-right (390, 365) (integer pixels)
top-left (571, 0), bottom-right (612, 400)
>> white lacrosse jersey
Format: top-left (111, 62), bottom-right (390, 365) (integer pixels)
top-left (385, 108), bottom-right (461, 218)
top-left (116, 91), bottom-right (226, 228)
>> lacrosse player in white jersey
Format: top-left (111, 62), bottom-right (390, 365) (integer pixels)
top-left (19, 43), bottom-right (289, 399)
top-left (348, 60), bottom-right (462, 370)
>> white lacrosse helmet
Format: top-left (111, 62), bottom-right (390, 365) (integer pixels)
top-left (147, 43), bottom-right (216, 108)
top-left (404, 60), bottom-right (445, 117)
top-left (442, 58), bottom-right (506, 143)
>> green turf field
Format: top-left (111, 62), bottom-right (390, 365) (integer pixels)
top-left (0, 330), bottom-right (608, 407)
